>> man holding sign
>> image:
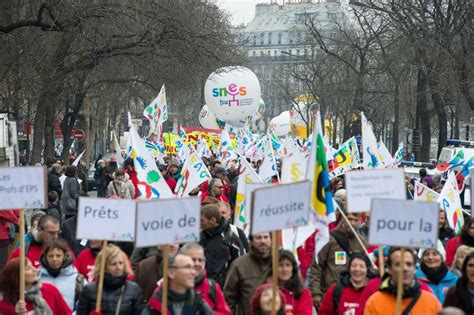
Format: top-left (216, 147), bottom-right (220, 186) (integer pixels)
top-left (364, 248), bottom-right (441, 315)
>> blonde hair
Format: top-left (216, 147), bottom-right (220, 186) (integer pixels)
top-left (453, 245), bottom-right (474, 270)
top-left (94, 244), bottom-right (133, 278)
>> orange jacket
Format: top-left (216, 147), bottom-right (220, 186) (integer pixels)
top-left (364, 290), bottom-right (441, 315)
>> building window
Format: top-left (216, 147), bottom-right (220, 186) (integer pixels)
top-left (268, 32), bottom-right (272, 45)
top-left (296, 49), bottom-right (300, 55)
top-left (267, 50), bottom-right (271, 56)
top-left (328, 12), bottom-right (337, 22)
top-left (260, 51), bottom-right (264, 57)
top-left (278, 33), bottom-right (282, 44)
top-left (253, 35), bottom-right (257, 46)
top-left (260, 33), bottom-right (264, 45)
top-left (252, 51), bottom-right (256, 57)
top-left (274, 50), bottom-right (277, 56)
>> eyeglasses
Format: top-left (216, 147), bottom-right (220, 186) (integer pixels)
top-left (170, 264), bottom-right (195, 270)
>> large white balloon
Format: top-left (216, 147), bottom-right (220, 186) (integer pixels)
top-left (199, 105), bottom-right (221, 129)
top-left (204, 66), bottom-right (261, 121)
top-left (270, 111), bottom-right (291, 136)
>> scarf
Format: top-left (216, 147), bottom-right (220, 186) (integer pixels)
top-left (461, 234), bottom-right (474, 248)
top-left (25, 282), bottom-right (53, 315)
top-left (420, 262), bottom-right (449, 284)
top-left (149, 288), bottom-right (199, 315)
top-left (379, 275), bottom-right (421, 299)
top-left (40, 252), bottom-right (74, 278)
top-left (103, 273), bottom-right (127, 290)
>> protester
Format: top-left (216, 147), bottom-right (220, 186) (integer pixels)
top-left (75, 240), bottom-right (105, 282)
top-left (107, 168), bottom-right (135, 199)
top-left (439, 209), bottom-right (455, 248)
top-left (200, 204), bottom-right (239, 287)
top-left (364, 248), bottom-right (442, 315)
top-left (218, 201), bottom-right (249, 254)
top-left (0, 258), bottom-right (72, 314)
top-left (444, 251), bottom-right (474, 313)
top-left (201, 178), bottom-right (230, 203)
top-left (415, 245), bottom-right (457, 303)
top-left (319, 252), bottom-right (373, 315)
top-left (169, 158), bottom-right (182, 181)
top-left (446, 217), bottom-right (474, 267)
top-left (214, 167), bottom-right (231, 197)
top-left (47, 163), bottom-right (63, 197)
top-left (39, 239), bottom-right (83, 311)
top-left (135, 244), bottom-right (180, 300)
top-left (123, 158), bottom-right (139, 198)
top-left (158, 164), bottom-right (177, 192)
top-left (95, 159), bottom-right (108, 197)
top-left (224, 232), bottom-right (272, 315)
top-left (0, 210), bottom-right (18, 271)
top-left (264, 249), bottom-right (313, 314)
top-left (9, 214), bottom-right (68, 269)
top-left (77, 244), bottom-right (144, 314)
top-left (61, 165), bottom-right (80, 219)
top-left (250, 283), bottom-right (286, 315)
top-left (45, 191), bottom-right (61, 221)
top-left (309, 211), bottom-right (368, 307)
top-left (180, 242), bottom-right (231, 314)
top-left (142, 253), bottom-right (213, 314)
top-left (450, 245), bottom-right (474, 277)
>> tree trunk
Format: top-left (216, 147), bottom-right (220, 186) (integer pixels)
top-left (81, 96), bottom-right (92, 167)
top-left (392, 83), bottom-right (400, 153)
top-left (416, 68), bottom-right (431, 162)
top-left (427, 65), bottom-right (448, 158)
top-left (44, 104), bottom-right (55, 161)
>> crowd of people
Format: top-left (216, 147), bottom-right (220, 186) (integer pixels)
top-left (0, 154), bottom-right (472, 315)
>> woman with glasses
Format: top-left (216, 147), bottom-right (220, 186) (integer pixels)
top-left (77, 244), bottom-right (145, 315)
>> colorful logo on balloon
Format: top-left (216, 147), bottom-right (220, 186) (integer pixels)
top-left (212, 83), bottom-right (250, 107)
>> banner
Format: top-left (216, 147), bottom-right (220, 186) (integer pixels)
top-left (175, 151), bottom-right (212, 197)
top-left (438, 172), bottom-right (464, 234)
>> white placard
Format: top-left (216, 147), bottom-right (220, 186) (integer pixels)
top-left (369, 199), bottom-right (439, 249)
top-left (346, 168), bottom-right (406, 213)
top-left (76, 197), bottom-right (136, 242)
top-left (251, 181), bottom-right (311, 235)
top-left (0, 166), bottom-right (47, 210)
top-left (135, 197), bottom-right (201, 247)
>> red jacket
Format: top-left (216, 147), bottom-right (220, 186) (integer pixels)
top-left (200, 191), bottom-right (229, 203)
top-left (9, 242), bottom-right (76, 270)
top-left (354, 277), bottom-right (433, 315)
top-left (0, 282), bottom-right (72, 314)
top-left (0, 210), bottom-right (18, 240)
top-left (125, 169), bottom-right (139, 198)
top-left (319, 281), bottom-right (365, 315)
top-left (445, 236), bottom-right (461, 267)
top-left (201, 179), bottom-right (231, 198)
top-left (195, 273), bottom-right (231, 315)
top-left (280, 286), bottom-right (313, 315)
top-left (76, 247), bottom-right (134, 282)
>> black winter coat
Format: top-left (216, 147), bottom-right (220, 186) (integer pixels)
top-left (77, 274), bottom-right (145, 315)
top-left (47, 172), bottom-right (62, 196)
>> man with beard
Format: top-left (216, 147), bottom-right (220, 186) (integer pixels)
top-left (180, 242), bottom-right (231, 314)
top-left (223, 232), bottom-right (272, 315)
top-left (309, 211), bottom-right (368, 309)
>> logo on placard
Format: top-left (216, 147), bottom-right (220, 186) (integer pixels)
top-left (335, 251), bottom-right (347, 265)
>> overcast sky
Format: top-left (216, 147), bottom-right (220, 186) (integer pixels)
top-left (215, 0), bottom-right (265, 26)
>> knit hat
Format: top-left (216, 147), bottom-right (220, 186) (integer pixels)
top-left (418, 239), bottom-right (446, 261)
top-left (250, 283), bottom-right (286, 315)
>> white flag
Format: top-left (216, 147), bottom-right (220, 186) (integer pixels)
top-left (129, 123), bottom-right (173, 199)
top-left (378, 141), bottom-right (396, 168)
top-left (143, 84), bottom-right (168, 136)
top-left (112, 130), bottom-right (124, 168)
top-left (175, 150), bottom-right (212, 197)
top-left (437, 172), bottom-right (464, 234)
top-left (362, 112), bottom-right (382, 169)
top-left (281, 137), bottom-right (308, 183)
top-left (72, 150), bottom-right (85, 166)
top-left (414, 181), bottom-right (439, 202)
top-left (234, 157), bottom-right (263, 231)
top-left (258, 135), bottom-right (278, 182)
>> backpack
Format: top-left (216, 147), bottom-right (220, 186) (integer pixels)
top-left (332, 282), bottom-right (344, 314)
top-left (207, 278), bottom-right (216, 306)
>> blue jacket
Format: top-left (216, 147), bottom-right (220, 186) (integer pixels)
top-left (415, 267), bottom-right (458, 304)
top-left (39, 264), bottom-right (78, 311)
